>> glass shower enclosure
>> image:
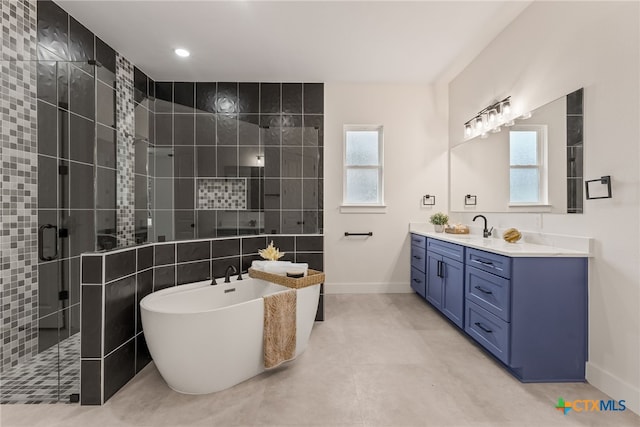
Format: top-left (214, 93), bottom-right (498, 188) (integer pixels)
top-left (1, 59), bottom-right (108, 403)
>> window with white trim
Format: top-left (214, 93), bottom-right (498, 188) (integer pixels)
top-left (509, 125), bottom-right (548, 205)
top-left (343, 125), bottom-right (384, 206)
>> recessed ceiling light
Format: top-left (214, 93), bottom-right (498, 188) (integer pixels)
top-left (174, 48), bottom-right (190, 58)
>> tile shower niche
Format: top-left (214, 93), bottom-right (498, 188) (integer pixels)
top-left (196, 177), bottom-right (263, 236)
top-left (197, 178), bottom-right (248, 210)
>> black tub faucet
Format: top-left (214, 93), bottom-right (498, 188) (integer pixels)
top-left (473, 215), bottom-right (493, 238)
top-left (224, 265), bottom-right (238, 283)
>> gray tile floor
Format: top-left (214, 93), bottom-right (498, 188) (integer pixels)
top-left (1, 294), bottom-right (638, 426)
top-left (0, 333), bottom-right (80, 404)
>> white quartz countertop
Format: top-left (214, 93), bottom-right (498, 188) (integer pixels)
top-left (409, 223), bottom-right (592, 258)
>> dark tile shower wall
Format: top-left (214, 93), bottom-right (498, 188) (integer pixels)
top-left (154, 81), bottom-right (324, 240)
top-left (81, 234), bottom-right (323, 405)
top-left (566, 88), bottom-right (583, 213)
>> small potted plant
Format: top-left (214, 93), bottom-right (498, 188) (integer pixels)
top-left (429, 212), bottom-right (449, 233)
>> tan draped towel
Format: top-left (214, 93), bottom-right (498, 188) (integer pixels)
top-left (263, 290), bottom-right (297, 369)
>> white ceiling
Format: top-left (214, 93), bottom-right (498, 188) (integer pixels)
top-left (58, 0), bottom-right (531, 83)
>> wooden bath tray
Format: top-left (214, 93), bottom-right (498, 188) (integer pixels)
top-left (444, 227), bottom-right (470, 234)
top-left (248, 268), bottom-right (325, 289)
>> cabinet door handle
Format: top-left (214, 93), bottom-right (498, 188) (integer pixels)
top-left (476, 258), bottom-right (494, 267)
top-left (474, 286), bottom-right (493, 295)
top-left (412, 239), bottom-right (421, 244)
top-left (413, 255), bottom-right (422, 260)
top-left (437, 260), bottom-right (443, 278)
top-left (474, 322), bottom-right (493, 334)
top-left (413, 278), bottom-right (421, 283)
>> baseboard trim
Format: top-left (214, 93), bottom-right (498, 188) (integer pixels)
top-left (325, 282), bottom-right (412, 294)
top-left (586, 361), bottom-right (640, 415)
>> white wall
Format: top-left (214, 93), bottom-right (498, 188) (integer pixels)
top-left (324, 83), bottom-right (448, 293)
top-left (448, 1), bottom-right (639, 414)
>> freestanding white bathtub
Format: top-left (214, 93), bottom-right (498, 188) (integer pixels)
top-left (139, 277), bottom-right (320, 394)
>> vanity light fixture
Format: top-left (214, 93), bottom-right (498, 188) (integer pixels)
top-left (464, 96), bottom-right (513, 140)
top-left (174, 48), bottom-right (190, 57)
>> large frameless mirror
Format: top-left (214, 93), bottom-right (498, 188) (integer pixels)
top-left (450, 88), bottom-right (583, 214)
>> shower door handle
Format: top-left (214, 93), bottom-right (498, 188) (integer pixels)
top-left (38, 224), bottom-right (58, 261)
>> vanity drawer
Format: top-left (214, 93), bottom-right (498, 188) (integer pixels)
top-left (411, 246), bottom-right (426, 272)
top-left (466, 266), bottom-right (511, 322)
top-left (411, 267), bottom-right (426, 298)
top-left (465, 300), bottom-right (510, 364)
top-left (466, 248), bottom-right (511, 279)
top-left (410, 234), bottom-right (426, 249)
top-left (426, 238), bottom-right (464, 262)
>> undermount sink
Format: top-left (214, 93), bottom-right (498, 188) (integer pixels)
top-left (446, 234), bottom-right (517, 247)
top-left (446, 234), bottom-right (485, 241)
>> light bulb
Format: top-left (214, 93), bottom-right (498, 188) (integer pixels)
top-left (464, 123), bottom-right (472, 137)
top-left (174, 48), bottom-right (190, 57)
top-left (488, 108), bottom-right (497, 124)
top-left (475, 117), bottom-right (483, 131)
top-left (480, 132), bottom-right (488, 139)
top-left (501, 99), bottom-right (511, 116)
top-left (520, 111), bottom-right (532, 119)
top-left (482, 113), bottom-right (491, 130)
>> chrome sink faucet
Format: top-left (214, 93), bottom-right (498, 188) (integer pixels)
top-left (473, 215), bottom-right (493, 238)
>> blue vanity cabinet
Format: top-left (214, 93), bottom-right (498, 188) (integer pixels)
top-left (410, 234), bottom-right (427, 298)
top-left (464, 247), bottom-right (588, 382)
top-left (425, 239), bottom-right (465, 328)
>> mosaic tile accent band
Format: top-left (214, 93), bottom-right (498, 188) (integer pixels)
top-left (116, 54), bottom-right (136, 246)
top-left (0, 0), bottom-right (39, 374)
top-left (197, 178), bottom-right (247, 210)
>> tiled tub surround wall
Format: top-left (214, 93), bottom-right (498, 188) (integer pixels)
top-left (197, 178), bottom-right (247, 210)
top-left (153, 81), bottom-right (324, 240)
top-left (0, 0), bottom-right (39, 374)
top-left (80, 234), bottom-right (324, 405)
